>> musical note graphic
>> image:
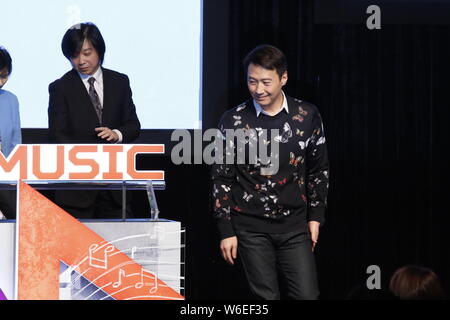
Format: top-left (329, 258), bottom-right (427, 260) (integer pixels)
top-left (111, 267), bottom-right (158, 294)
top-left (131, 246), bottom-right (138, 259)
top-left (112, 268), bottom-right (130, 288)
top-left (88, 244), bottom-right (115, 269)
top-left (135, 268), bottom-right (158, 294)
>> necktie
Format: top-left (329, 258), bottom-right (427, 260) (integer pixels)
top-left (88, 77), bottom-right (102, 124)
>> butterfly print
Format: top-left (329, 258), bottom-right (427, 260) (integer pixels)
top-left (299, 138), bottom-right (311, 150)
top-left (236, 104), bottom-right (246, 112)
top-left (274, 122), bottom-right (293, 143)
top-left (292, 114), bottom-right (304, 122)
top-left (317, 136), bottom-right (326, 145)
top-left (243, 191), bottom-right (253, 202)
top-left (266, 180), bottom-right (276, 188)
top-left (282, 210), bottom-right (291, 216)
top-left (213, 185), bottom-right (219, 197)
top-left (269, 195), bottom-right (278, 204)
top-left (301, 194), bottom-right (307, 202)
top-left (314, 127), bottom-right (321, 136)
top-left (298, 106), bottom-right (308, 116)
top-left (289, 152), bottom-right (302, 166)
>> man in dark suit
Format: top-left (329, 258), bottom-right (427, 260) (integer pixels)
top-left (48, 22), bottom-right (141, 219)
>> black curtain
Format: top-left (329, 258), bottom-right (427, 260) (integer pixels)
top-left (201, 0), bottom-right (450, 299)
top-left (314, 23), bottom-right (450, 299)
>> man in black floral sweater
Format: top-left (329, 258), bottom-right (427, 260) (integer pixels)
top-left (212, 45), bottom-right (329, 299)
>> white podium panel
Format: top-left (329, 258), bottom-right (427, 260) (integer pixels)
top-left (0, 220), bottom-right (184, 300)
top-left (0, 222), bottom-right (15, 300)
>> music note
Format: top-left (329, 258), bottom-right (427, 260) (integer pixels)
top-left (112, 269), bottom-right (126, 288)
top-left (135, 268), bottom-right (158, 294)
top-left (111, 268), bottom-right (158, 294)
top-left (131, 246), bottom-right (138, 259)
top-left (88, 244), bottom-right (114, 269)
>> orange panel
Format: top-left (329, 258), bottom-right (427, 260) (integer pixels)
top-left (17, 181), bottom-right (183, 300)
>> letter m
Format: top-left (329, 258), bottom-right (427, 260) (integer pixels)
top-left (0, 146), bottom-right (27, 180)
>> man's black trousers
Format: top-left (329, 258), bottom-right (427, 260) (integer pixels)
top-left (236, 228), bottom-right (320, 300)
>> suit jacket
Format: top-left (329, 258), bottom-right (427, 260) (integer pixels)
top-left (48, 67), bottom-right (140, 143)
top-left (47, 67), bottom-right (141, 211)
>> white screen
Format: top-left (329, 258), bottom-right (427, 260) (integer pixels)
top-left (2, 0), bottom-right (202, 129)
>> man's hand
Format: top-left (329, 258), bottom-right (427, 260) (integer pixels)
top-left (308, 221), bottom-right (320, 252)
top-left (95, 127), bottom-right (119, 143)
top-left (220, 236), bottom-right (238, 266)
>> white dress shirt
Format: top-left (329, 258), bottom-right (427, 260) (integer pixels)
top-left (253, 91), bottom-right (289, 117)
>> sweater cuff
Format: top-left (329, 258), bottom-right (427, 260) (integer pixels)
top-left (307, 206), bottom-right (326, 226)
top-left (217, 218), bottom-right (236, 240)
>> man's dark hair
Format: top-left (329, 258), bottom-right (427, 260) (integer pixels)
top-left (243, 44), bottom-right (287, 79)
top-left (0, 46), bottom-right (12, 75)
top-left (61, 22), bottom-right (106, 64)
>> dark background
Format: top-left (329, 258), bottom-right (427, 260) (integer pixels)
top-left (23, 0), bottom-right (450, 299)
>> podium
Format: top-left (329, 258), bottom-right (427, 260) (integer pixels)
top-left (0, 181), bottom-right (184, 301)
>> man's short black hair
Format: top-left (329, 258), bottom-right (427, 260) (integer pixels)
top-left (243, 44), bottom-right (287, 79)
top-left (61, 22), bottom-right (106, 64)
top-left (0, 46), bottom-right (12, 75)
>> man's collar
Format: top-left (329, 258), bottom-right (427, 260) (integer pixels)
top-left (77, 66), bottom-right (103, 82)
top-left (253, 91), bottom-right (289, 117)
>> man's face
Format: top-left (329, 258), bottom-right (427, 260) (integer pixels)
top-left (247, 62), bottom-right (287, 110)
top-left (0, 67), bottom-right (9, 89)
top-left (70, 39), bottom-right (101, 75)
